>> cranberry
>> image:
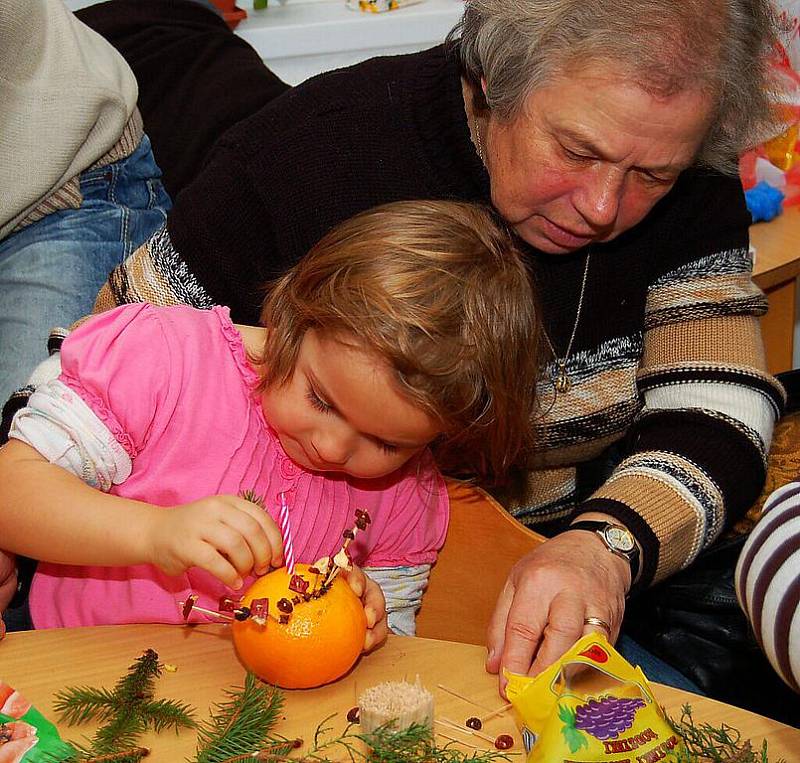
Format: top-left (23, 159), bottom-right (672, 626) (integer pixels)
top-left (465, 716), bottom-right (482, 730)
top-left (494, 734), bottom-right (514, 750)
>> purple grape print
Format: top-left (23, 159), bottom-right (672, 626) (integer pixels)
top-left (559, 695), bottom-right (646, 752)
top-left (576, 696), bottom-right (645, 740)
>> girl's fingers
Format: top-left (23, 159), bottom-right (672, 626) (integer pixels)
top-left (191, 542), bottom-right (242, 589)
top-left (232, 498), bottom-right (285, 570)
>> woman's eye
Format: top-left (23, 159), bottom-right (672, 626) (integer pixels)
top-left (638, 169), bottom-right (674, 187)
top-left (306, 386), bottom-right (333, 414)
top-left (562, 146), bottom-right (591, 162)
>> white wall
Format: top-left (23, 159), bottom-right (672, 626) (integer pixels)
top-left (66, 0), bottom-right (464, 85)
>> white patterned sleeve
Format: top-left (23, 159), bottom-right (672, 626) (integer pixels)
top-left (363, 564), bottom-right (431, 636)
top-left (8, 379), bottom-right (131, 490)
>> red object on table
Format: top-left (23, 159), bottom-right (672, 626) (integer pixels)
top-left (210, 0), bottom-right (247, 28)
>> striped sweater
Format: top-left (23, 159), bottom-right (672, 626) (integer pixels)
top-left (94, 43), bottom-right (783, 592)
top-left (736, 482), bottom-right (800, 693)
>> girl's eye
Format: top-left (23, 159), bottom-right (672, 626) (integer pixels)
top-left (306, 386), bottom-right (333, 414)
top-left (377, 440), bottom-right (399, 455)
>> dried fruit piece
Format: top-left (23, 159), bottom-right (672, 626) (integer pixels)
top-left (494, 734), bottom-right (514, 750)
top-left (465, 716), bottom-right (482, 730)
top-left (347, 706), bottom-right (361, 723)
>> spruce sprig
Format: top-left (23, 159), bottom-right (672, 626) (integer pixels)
top-left (53, 649), bottom-right (195, 759)
top-left (277, 717), bottom-right (514, 763)
top-left (194, 672), bottom-right (292, 763)
top-left (670, 705), bottom-right (785, 763)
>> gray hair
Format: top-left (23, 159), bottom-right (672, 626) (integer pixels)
top-left (451, 0), bottom-right (785, 174)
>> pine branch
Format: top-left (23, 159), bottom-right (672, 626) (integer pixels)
top-left (53, 687), bottom-right (120, 725)
top-left (53, 650), bottom-right (195, 760)
top-left (194, 673), bottom-right (286, 763)
top-left (138, 698), bottom-right (199, 733)
top-left (240, 490), bottom-right (266, 509)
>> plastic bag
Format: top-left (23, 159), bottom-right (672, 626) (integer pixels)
top-left (0, 681), bottom-right (72, 762)
top-left (504, 634), bottom-right (687, 763)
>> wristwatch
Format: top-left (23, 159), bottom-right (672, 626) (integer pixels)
top-left (569, 520), bottom-right (641, 585)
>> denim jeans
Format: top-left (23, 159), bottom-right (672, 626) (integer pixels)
top-left (0, 134), bottom-right (171, 404)
top-left (617, 634), bottom-right (704, 694)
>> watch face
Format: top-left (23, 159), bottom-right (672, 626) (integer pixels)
top-left (604, 526), bottom-right (635, 553)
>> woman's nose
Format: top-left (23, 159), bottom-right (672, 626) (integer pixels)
top-left (574, 167), bottom-right (623, 230)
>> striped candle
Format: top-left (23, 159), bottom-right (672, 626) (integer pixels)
top-left (278, 491), bottom-right (296, 575)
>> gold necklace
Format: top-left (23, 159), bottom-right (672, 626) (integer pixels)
top-left (472, 115), bottom-right (591, 395)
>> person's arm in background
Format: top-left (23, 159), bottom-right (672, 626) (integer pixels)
top-left (736, 480), bottom-right (800, 693)
top-left (487, 170), bottom-right (784, 685)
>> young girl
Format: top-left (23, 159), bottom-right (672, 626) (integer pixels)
top-left (0, 200), bottom-right (539, 644)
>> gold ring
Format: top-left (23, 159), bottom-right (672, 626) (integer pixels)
top-left (583, 616), bottom-right (611, 633)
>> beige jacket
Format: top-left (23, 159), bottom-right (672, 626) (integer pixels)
top-left (0, 0), bottom-right (140, 240)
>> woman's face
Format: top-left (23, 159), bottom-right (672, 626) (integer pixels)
top-left (481, 64), bottom-right (714, 253)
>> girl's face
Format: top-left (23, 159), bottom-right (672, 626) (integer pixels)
top-left (260, 330), bottom-right (442, 480)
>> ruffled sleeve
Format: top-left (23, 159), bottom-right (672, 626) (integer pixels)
top-left (58, 303), bottom-right (172, 458)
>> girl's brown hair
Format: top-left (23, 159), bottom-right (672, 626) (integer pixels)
top-left (258, 200), bottom-right (540, 482)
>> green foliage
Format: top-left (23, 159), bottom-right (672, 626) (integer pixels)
top-left (282, 718), bottom-right (515, 763)
top-left (669, 705), bottom-right (785, 763)
top-left (52, 649), bottom-right (195, 761)
top-left (193, 673), bottom-right (291, 763)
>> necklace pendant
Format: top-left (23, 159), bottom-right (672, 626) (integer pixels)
top-left (553, 362), bottom-right (571, 394)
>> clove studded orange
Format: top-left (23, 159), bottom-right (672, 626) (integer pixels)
top-left (232, 563), bottom-right (367, 689)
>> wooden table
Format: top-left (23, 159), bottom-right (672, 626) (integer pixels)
top-left (751, 208), bottom-right (800, 373)
top-left (2, 624), bottom-right (798, 759)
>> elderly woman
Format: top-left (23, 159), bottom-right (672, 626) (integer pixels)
top-left (16, 0), bottom-right (785, 688)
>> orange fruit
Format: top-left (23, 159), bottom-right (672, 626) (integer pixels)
top-left (232, 563), bottom-right (367, 689)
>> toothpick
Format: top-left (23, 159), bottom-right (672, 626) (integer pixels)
top-left (436, 684), bottom-right (494, 712)
top-left (179, 601), bottom-right (234, 621)
top-left (480, 702), bottom-right (513, 723)
top-left (435, 730), bottom-right (481, 749)
top-left (437, 717), bottom-right (496, 745)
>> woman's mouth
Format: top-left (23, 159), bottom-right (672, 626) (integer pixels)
top-left (541, 217), bottom-right (594, 249)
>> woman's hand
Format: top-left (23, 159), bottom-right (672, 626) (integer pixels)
top-left (0, 550), bottom-right (16, 612)
top-left (342, 565), bottom-right (389, 652)
top-left (146, 495), bottom-right (284, 589)
top-left (486, 529), bottom-right (631, 695)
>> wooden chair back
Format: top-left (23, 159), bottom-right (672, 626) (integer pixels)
top-left (415, 480), bottom-right (545, 645)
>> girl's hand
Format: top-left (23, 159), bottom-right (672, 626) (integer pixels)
top-left (342, 565), bottom-right (388, 652)
top-left (146, 495), bottom-right (284, 589)
top-left (0, 550), bottom-right (17, 612)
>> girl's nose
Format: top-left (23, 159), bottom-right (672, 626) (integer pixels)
top-left (310, 433), bottom-right (351, 467)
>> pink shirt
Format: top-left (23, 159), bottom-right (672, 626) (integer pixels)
top-left (29, 304), bottom-right (448, 628)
